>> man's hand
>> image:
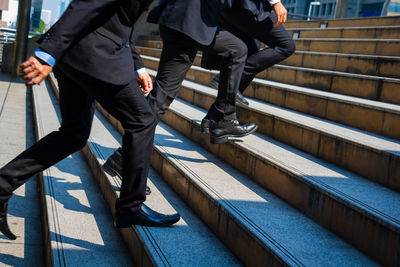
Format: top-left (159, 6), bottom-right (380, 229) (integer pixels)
top-left (20, 56), bottom-right (53, 86)
top-left (272, 2), bottom-right (287, 28)
top-left (136, 72), bottom-right (153, 94)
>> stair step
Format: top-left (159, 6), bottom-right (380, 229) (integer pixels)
top-left (295, 38), bottom-right (400, 56)
top-left (31, 79), bottom-right (132, 266)
top-left (139, 48), bottom-right (400, 105)
top-left (47, 75), bottom-right (242, 266)
top-left (152, 121), bottom-right (378, 266)
top-left (142, 63), bottom-right (400, 191)
top-left (136, 45), bottom-right (400, 79)
top-left (136, 38), bottom-right (400, 56)
top-left (287, 25), bottom-right (400, 39)
top-left (160, 97), bottom-right (400, 266)
top-left (258, 64), bottom-right (400, 105)
top-left (283, 51), bottom-right (400, 79)
top-left (245, 77), bottom-right (400, 140)
top-left (93, 90), bottom-right (380, 266)
top-left (139, 53), bottom-right (400, 140)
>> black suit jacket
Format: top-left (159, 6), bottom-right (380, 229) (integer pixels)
top-left (38, 0), bottom-right (152, 85)
top-left (147, 0), bottom-right (223, 46)
top-left (225, 0), bottom-right (272, 21)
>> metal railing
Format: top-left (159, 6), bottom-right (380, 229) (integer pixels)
top-left (0, 28), bottom-right (40, 67)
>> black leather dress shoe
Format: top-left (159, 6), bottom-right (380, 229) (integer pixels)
top-left (201, 118), bottom-right (211, 133)
top-left (115, 204), bottom-right (180, 228)
top-left (210, 120), bottom-right (258, 144)
top-left (0, 201), bottom-right (16, 240)
top-left (236, 92), bottom-right (249, 106)
top-left (103, 148), bottom-right (151, 195)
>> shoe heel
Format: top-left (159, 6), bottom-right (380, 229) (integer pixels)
top-left (210, 135), bottom-right (228, 144)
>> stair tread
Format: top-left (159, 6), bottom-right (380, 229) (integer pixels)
top-left (169, 97), bottom-right (400, 229)
top-left (153, 120), bottom-right (377, 265)
top-left (86, 102), bottom-right (241, 266)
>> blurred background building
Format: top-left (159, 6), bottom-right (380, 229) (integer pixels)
top-left (282, 0), bottom-right (400, 19)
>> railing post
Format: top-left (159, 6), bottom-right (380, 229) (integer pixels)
top-left (13, 0), bottom-right (32, 76)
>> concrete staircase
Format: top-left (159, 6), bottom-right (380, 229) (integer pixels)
top-left (0, 15), bottom-right (399, 266)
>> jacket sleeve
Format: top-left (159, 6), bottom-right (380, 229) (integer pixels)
top-left (38, 0), bottom-right (125, 61)
top-left (131, 43), bottom-right (145, 71)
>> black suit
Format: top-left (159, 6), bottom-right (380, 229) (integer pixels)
top-left (0, 0), bottom-right (155, 216)
top-left (219, 0), bottom-right (296, 93)
top-left (146, 0), bottom-right (247, 122)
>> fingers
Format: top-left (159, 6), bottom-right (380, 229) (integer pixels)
top-left (19, 56), bottom-right (52, 85)
top-left (137, 72), bottom-right (153, 94)
top-left (272, 2), bottom-right (287, 27)
top-left (274, 13), bottom-right (287, 27)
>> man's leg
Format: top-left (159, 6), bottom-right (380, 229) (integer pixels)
top-left (201, 29), bottom-right (258, 144)
top-left (0, 65), bottom-right (96, 239)
top-left (147, 25), bottom-right (199, 121)
top-left (57, 63), bottom-right (179, 227)
top-left (220, 12), bottom-right (296, 94)
top-left (104, 25), bottom-right (199, 190)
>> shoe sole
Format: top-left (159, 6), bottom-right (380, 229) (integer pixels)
top-left (210, 125), bottom-right (258, 144)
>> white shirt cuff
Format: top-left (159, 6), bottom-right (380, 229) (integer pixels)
top-left (135, 68), bottom-right (146, 76)
top-left (269, 0), bottom-right (281, 6)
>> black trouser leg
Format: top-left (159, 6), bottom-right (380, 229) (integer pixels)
top-left (0, 64), bottom-right (156, 215)
top-left (56, 64), bottom-right (157, 215)
top-left (202, 29), bottom-right (247, 121)
top-left (0, 66), bottom-right (96, 202)
top-left (147, 25), bottom-right (198, 121)
top-left (220, 11), bottom-right (296, 93)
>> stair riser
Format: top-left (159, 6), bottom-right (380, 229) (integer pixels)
top-left (295, 39), bottom-right (400, 56)
top-left (257, 67), bottom-right (400, 105)
top-left (161, 109), bottom-right (400, 267)
top-left (138, 46), bottom-right (400, 80)
top-left (140, 50), bottom-right (400, 105)
top-left (283, 53), bottom-right (400, 79)
top-left (287, 28), bottom-right (400, 39)
top-left (136, 39), bottom-right (400, 57)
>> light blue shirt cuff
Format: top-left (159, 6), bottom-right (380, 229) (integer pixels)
top-left (34, 49), bottom-right (56, 67)
top-left (135, 68), bottom-right (146, 76)
top-left (269, 0), bottom-right (280, 5)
